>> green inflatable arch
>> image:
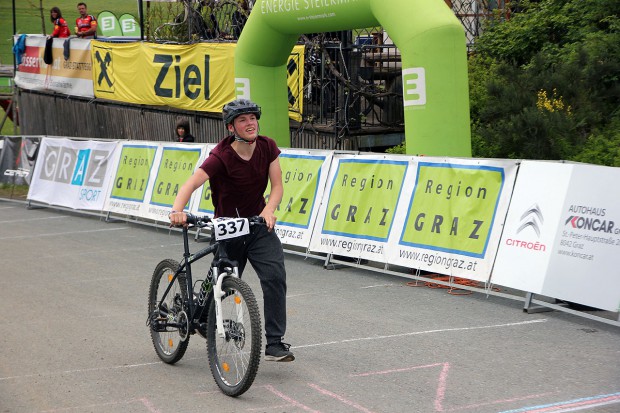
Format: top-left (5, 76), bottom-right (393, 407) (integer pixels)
top-left (235, 0), bottom-right (470, 157)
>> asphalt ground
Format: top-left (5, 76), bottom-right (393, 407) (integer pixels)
top-left (1, 199), bottom-right (619, 413)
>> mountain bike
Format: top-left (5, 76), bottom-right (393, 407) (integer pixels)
top-left (147, 214), bottom-right (263, 397)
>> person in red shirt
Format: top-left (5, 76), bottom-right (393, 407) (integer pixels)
top-left (50, 7), bottom-right (70, 38)
top-left (74, 2), bottom-right (97, 39)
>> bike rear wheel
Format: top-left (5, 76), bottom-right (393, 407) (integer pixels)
top-left (207, 276), bottom-right (262, 397)
top-left (148, 259), bottom-right (190, 364)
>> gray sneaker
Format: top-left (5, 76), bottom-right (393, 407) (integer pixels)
top-left (265, 341), bottom-right (295, 362)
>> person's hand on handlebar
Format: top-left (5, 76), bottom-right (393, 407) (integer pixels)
top-left (169, 210), bottom-right (188, 227)
top-left (259, 210), bottom-right (277, 232)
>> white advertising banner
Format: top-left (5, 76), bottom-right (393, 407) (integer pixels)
top-left (309, 153), bottom-right (410, 262)
top-left (492, 161), bottom-right (620, 312)
top-left (27, 138), bottom-right (119, 210)
top-left (386, 158), bottom-right (519, 281)
top-left (14, 36), bottom-right (94, 97)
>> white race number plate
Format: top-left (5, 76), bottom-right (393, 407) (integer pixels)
top-left (213, 218), bottom-right (250, 241)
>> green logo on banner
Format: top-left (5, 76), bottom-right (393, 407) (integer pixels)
top-left (151, 147), bottom-right (201, 207)
top-left (110, 145), bottom-right (157, 202)
top-left (322, 160), bottom-right (408, 241)
top-left (400, 163), bottom-right (505, 257)
top-left (273, 155), bottom-right (325, 227)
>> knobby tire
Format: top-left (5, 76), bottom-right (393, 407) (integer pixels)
top-left (148, 259), bottom-right (190, 364)
top-left (207, 276), bottom-right (262, 397)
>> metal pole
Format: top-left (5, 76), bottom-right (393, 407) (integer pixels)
top-left (138, 0), bottom-right (145, 41)
top-left (12, 0), bottom-right (17, 70)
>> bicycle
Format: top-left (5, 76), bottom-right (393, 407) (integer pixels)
top-left (147, 214), bottom-right (263, 397)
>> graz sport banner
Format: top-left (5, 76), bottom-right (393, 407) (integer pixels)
top-left (386, 158), bottom-right (518, 281)
top-left (14, 36), bottom-right (94, 97)
top-left (491, 161), bottom-right (620, 312)
top-left (104, 142), bottom-right (208, 222)
top-left (27, 138), bottom-right (118, 210)
top-left (90, 41), bottom-right (304, 119)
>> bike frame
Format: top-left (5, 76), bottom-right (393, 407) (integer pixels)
top-left (157, 223), bottom-right (240, 339)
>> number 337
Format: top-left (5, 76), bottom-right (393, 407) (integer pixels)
top-left (213, 218), bottom-right (249, 241)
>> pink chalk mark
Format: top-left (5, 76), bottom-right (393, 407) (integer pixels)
top-left (137, 397), bottom-right (163, 413)
top-left (264, 384), bottom-right (322, 413)
top-left (444, 392), bottom-right (558, 412)
top-left (308, 383), bottom-right (376, 413)
top-left (351, 362), bottom-right (556, 412)
top-left (525, 394), bottom-right (620, 413)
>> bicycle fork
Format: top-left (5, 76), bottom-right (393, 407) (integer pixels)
top-left (212, 266), bottom-right (243, 338)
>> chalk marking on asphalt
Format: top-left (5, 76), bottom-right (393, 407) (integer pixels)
top-left (0, 215), bottom-right (68, 224)
top-left (497, 392), bottom-right (620, 413)
top-left (308, 382), bottom-right (376, 413)
top-left (38, 397), bottom-right (162, 413)
top-left (0, 356), bottom-right (207, 381)
top-left (0, 227), bottom-right (129, 240)
top-left (351, 362), bottom-right (559, 412)
top-left (264, 384), bottom-right (321, 413)
top-left (0, 320), bottom-right (546, 382)
top-left (360, 284), bottom-right (395, 288)
top-left (295, 319), bottom-right (548, 349)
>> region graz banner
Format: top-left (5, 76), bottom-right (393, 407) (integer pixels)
top-left (271, 149), bottom-right (333, 247)
top-left (104, 141), bottom-right (208, 222)
top-left (14, 36), bottom-right (94, 97)
top-left (27, 138), bottom-right (118, 210)
top-left (491, 161), bottom-right (620, 312)
top-left (388, 158), bottom-right (518, 281)
top-left (309, 155), bottom-right (518, 280)
top-left (309, 154), bottom-right (410, 262)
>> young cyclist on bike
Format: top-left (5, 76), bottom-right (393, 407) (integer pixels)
top-left (169, 99), bottom-right (294, 362)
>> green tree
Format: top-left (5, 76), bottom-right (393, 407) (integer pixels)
top-left (469, 0), bottom-right (620, 165)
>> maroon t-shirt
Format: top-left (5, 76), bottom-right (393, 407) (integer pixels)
top-left (200, 135), bottom-right (280, 218)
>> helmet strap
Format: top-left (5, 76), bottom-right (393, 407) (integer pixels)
top-left (234, 135), bottom-right (256, 145)
top-left (231, 124), bottom-right (259, 145)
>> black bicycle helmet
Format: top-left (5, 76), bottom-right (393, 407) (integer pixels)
top-left (222, 99), bottom-right (261, 125)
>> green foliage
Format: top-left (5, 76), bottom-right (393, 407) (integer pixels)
top-left (386, 142), bottom-right (405, 155)
top-left (469, 0), bottom-right (620, 165)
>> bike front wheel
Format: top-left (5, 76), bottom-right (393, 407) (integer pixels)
top-left (148, 259), bottom-right (190, 364)
top-left (207, 276), bottom-right (262, 397)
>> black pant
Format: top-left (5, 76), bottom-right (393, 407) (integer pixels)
top-left (215, 225), bottom-right (287, 346)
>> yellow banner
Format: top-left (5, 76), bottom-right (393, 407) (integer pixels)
top-left (91, 41), bottom-right (304, 118)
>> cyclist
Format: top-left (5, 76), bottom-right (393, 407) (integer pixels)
top-left (169, 98), bottom-right (294, 362)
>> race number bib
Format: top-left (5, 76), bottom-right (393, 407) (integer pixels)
top-left (213, 218), bottom-right (250, 241)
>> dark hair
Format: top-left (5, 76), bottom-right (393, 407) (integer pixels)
top-left (176, 117), bottom-right (190, 135)
top-left (50, 7), bottom-right (62, 22)
top-left (77, 2), bottom-right (87, 8)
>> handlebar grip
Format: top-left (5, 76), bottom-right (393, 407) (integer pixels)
top-left (249, 216), bottom-right (266, 225)
top-left (186, 213), bottom-right (197, 225)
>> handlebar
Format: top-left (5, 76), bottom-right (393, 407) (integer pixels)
top-left (185, 214), bottom-right (266, 228)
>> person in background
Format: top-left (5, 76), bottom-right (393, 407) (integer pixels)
top-left (75, 2), bottom-right (97, 39)
top-left (174, 118), bottom-right (195, 143)
top-left (50, 7), bottom-right (70, 38)
top-left (169, 99), bottom-right (295, 362)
